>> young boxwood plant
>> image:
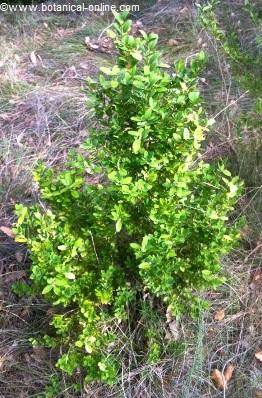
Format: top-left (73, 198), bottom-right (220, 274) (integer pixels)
top-left (13, 11), bottom-right (243, 385)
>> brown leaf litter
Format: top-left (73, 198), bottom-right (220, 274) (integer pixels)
top-left (211, 365), bottom-right (235, 390)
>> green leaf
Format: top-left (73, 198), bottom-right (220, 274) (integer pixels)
top-left (139, 262), bottom-right (150, 270)
top-left (100, 67), bottom-right (112, 75)
top-left (116, 219), bottom-right (122, 233)
top-left (188, 91), bottom-right (200, 103)
top-left (149, 97), bottom-right (156, 108)
top-left (15, 236), bottom-right (27, 243)
top-left (130, 242), bottom-right (140, 251)
top-left (132, 139), bottom-right (141, 154)
top-left (176, 59), bottom-right (185, 74)
top-left (42, 284), bottom-right (53, 294)
top-left (122, 177), bottom-right (132, 184)
top-left (113, 11), bottom-right (124, 25)
top-left (131, 51), bottom-right (143, 61)
top-left (65, 272), bottom-right (76, 280)
top-left (141, 235), bottom-right (149, 251)
top-left (183, 128), bottom-right (190, 140)
top-left (144, 65), bottom-right (150, 75)
top-left (58, 245), bottom-right (67, 251)
top-left (122, 20), bottom-right (132, 33)
top-left (133, 80), bottom-right (144, 89)
top-left (159, 63), bottom-right (170, 68)
top-left (107, 29), bottom-right (116, 39)
top-left (198, 50), bottom-right (206, 61)
top-left (111, 80), bottom-right (119, 89)
top-left (210, 210), bottom-right (219, 219)
top-left (85, 344), bottom-right (93, 354)
top-left (228, 183), bottom-right (238, 197)
top-left (221, 168), bottom-right (231, 177)
top-left (98, 362), bottom-right (107, 372)
top-left (140, 30), bottom-right (147, 39)
top-left (207, 118), bottom-right (215, 126)
top-left (177, 95), bottom-right (185, 104)
top-left (111, 66), bottom-right (120, 76)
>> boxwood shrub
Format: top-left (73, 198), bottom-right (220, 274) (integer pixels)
top-left (13, 11), bottom-right (242, 385)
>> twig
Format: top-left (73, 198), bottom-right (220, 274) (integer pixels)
top-left (213, 91), bottom-right (249, 119)
top-left (244, 242), bottom-right (262, 263)
top-left (89, 230), bottom-right (100, 264)
top-left (98, 22), bottom-right (114, 40)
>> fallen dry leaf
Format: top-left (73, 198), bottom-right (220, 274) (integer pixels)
top-left (131, 20), bottom-right (143, 36)
top-left (18, 392), bottom-right (27, 398)
top-left (197, 37), bottom-right (203, 47)
top-left (168, 39), bottom-right (179, 47)
top-left (0, 356), bottom-right (5, 371)
top-left (214, 309), bottom-right (225, 321)
top-left (56, 27), bottom-right (80, 38)
top-left (31, 346), bottom-right (47, 362)
top-left (0, 113), bottom-right (10, 121)
top-left (0, 226), bottom-right (15, 238)
top-left (168, 320), bottom-right (180, 341)
top-left (15, 251), bottom-right (24, 263)
top-left (85, 36), bottom-right (99, 50)
top-left (253, 270), bottom-right (262, 282)
top-left (24, 353), bottom-right (31, 364)
top-left (180, 6), bottom-right (189, 14)
top-left (98, 37), bottom-right (113, 50)
top-left (166, 305), bottom-right (173, 322)
top-left (224, 365), bottom-right (234, 382)
top-left (85, 35), bottom-right (114, 54)
top-left (255, 351), bottom-right (262, 362)
top-left (29, 51), bottom-right (37, 65)
top-left (19, 306), bottom-right (30, 320)
top-left (211, 366), bottom-right (234, 390)
top-left (211, 369), bottom-right (226, 390)
top-left (255, 391), bottom-right (262, 398)
top-left (3, 270), bottom-right (26, 284)
top-left (250, 269), bottom-right (262, 289)
top-left (239, 225), bottom-right (252, 240)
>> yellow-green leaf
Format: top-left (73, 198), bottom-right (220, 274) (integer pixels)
top-left (116, 219), bottom-right (122, 233)
top-left (132, 139), bottom-right (141, 154)
top-left (65, 272), bottom-right (75, 280)
top-left (131, 51), bottom-right (143, 61)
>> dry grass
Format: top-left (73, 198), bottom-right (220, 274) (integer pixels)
top-left (0, 1), bottom-right (261, 397)
top-left (0, 8), bottom-right (111, 398)
top-left (0, 9), bottom-right (108, 217)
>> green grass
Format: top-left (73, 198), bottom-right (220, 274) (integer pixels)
top-left (0, 81), bottom-right (32, 112)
